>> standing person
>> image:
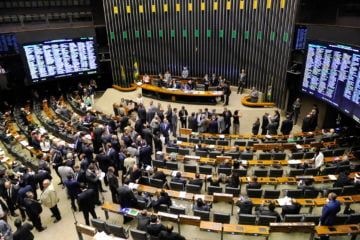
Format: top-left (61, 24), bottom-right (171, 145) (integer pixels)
top-left (203, 74), bottom-right (209, 91)
top-left (178, 106), bottom-right (188, 129)
top-left (85, 164), bottom-right (101, 206)
top-left (181, 66), bottom-right (189, 78)
top-left (313, 147), bottom-right (324, 170)
top-left (188, 113), bottom-right (197, 132)
top-left (0, 219), bottom-right (12, 239)
top-left (171, 108), bottom-right (178, 137)
top-left (252, 118), bottom-right (260, 135)
top-left (292, 98), bottom-right (301, 124)
top-left (250, 87), bottom-right (259, 102)
top-left (261, 113), bottom-right (270, 135)
top-left (3, 181), bottom-right (18, 217)
top-left (223, 81), bottom-right (231, 106)
top-left (64, 174), bottom-right (80, 211)
top-left (39, 180), bottom-right (61, 223)
top-left (77, 183), bottom-right (97, 225)
top-left (237, 69), bottom-right (247, 94)
top-left (280, 115), bottom-right (294, 135)
top-left (13, 218), bottom-right (34, 240)
top-left (117, 184), bottom-right (138, 224)
top-left (302, 114), bottom-right (312, 132)
top-left (160, 118), bottom-right (171, 144)
top-left (233, 110), bottom-right (241, 134)
top-left (319, 192), bottom-right (341, 240)
top-left (223, 108), bottom-right (232, 134)
top-left (107, 167), bottom-right (119, 203)
top-left (23, 191), bottom-right (46, 232)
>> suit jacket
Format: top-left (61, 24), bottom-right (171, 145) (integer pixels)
top-left (153, 171), bottom-right (167, 183)
top-left (85, 170), bottom-right (99, 190)
top-left (40, 184), bottom-right (58, 208)
top-left (13, 223), bottom-right (34, 240)
top-left (160, 123), bottom-right (171, 137)
top-left (261, 115), bottom-right (269, 130)
top-left (280, 119), bottom-right (293, 135)
top-left (159, 231), bottom-right (185, 240)
top-left (137, 107), bottom-right (147, 122)
top-left (146, 223), bottom-right (166, 236)
top-left (107, 172), bottom-right (119, 192)
top-left (256, 205), bottom-right (281, 222)
top-left (77, 189), bottom-right (96, 212)
top-left (188, 116), bottom-right (197, 132)
top-left (320, 200), bottom-right (341, 225)
top-left (139, 145), bottom-right (152, 166)
top-left (246, 182), bottom-right (262, 190)
top-left (117, 186), bottom-right (137, 208)
top-left (24, 198), bottom-right (42, 218)
top-left (171, 112), bottom-right (178, 126)
top-left (236, 199), bottom-right (254, 214)
top-left (189, 179), bottom-right (203, 188)
top-left (281, 203), bottom-right (301, 217)
top-left (208, 120), bottom-right (218, 134)
top-left (35, 170), bottom-right (52, 190)
top-left (137, 214), bottom-right (150, 231)
top-left (17, 185), bottom-right (33, 206)
top-left (198, 119), bottom-right (207, 133)
top-left (171, 177), bottom-right (186, 186)
top-left (217, 117), bottom-right (225, 133)
top-left (267, 122), bottom-right (278, 135)
top-left (64, 179), bottom-right (80, 198)
top-left (252, 122), bottom-right (260, 135)
top-left (179, 109), bottom-right (188, 122)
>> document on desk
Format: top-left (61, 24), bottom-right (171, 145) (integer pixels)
top-left (172, 171), bottom-right (180, 177)
top-left (219, 135), bottom-right (225, 139)
top-left (277, 197), bottom-right (292, 206)
top-left (179, 191), bottom-right (187, 198)
top-left (20, 140), bottom-right (28, 146)
top-left (288, 159), bottom-right (302, 165)
top-left (194, 194), bottom-right (205, 201)
top-left (328, 175), bottom-right (337, 180)
top-left (296, 144), bottom-right (303, 150)
top-left (128, 182), bottom-right (139, 190)
top-left (176, 140), bottom-right (183, 144)
top-left (209, 145), bottom-right (215, 149)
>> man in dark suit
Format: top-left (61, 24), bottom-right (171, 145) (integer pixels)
top-left (189, 173), bottom-right (203, 189)
top-left (117, 184), bottom-right (138, 223)
top-left (137, 104), bottom-right (147, 124)
top-left (159, 224), bottom-right (186, 240)
top-left (24, 191), bottom-right (46, 232)
top-left (208, 116), bottom-right (218, 134)
top-left (280, 116), bottom-right (294, 135)
top-left (246, 176), bottom-right (262, 190)
top-left (333, 171), bottom-right (353, 188)
top-left (256, 201), bottom-right (281, 222)
top-left (188, 112), bottom-right (198, 132)
top-left (13, 218), bottom-right (34, 240)
top-left (146, 215), bottom-right (166, 237)
top-left (3, 181), bottom-right (19, 217)
top-left (160, 118), bottom-right (171, 144)
top-left (319, 192), bottom-right (341, 240)
top-left (261, 113), bottom-right (269, 135)
top-left (106, 167), bottom-right (119, 203)
top-left (17, 182), bottom-right (33, 221)
top-left (142, 124), bottom-right (153, 150)
top-left (281, 199), bottom-right (301, 217)
top-left (178, 106), bottom-right (188, 129)
top-left (92, 125), bottom-right (105, 154)
top-left (223, 81), bottom-right (231, 106)
top-left (77, 183), bottom-right (97, 225)
top-left (85, 164), bottom-right (101, 205)
top-left (237, 69), bottom-right (247, 94)
top-left (236, 196), bottom-right (254, 214)
top-left (171, 172), bottom-right (187, 186)
top-left (35, 167), bottom-right (52, 191)
top-left (151, 190), bottom-right (172, 211)
top-left (302, 114), bottom-right (312, 132)
top-left (64, 174), bottom-right (80, 211)
top-left (139, 141), bottom-right (152, 168)
top-left (151, 167), bottom-right (167, 184)
top-left (137, 210), bottom-right (150, 231)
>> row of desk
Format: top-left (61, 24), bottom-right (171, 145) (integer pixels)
top-left (101, 202), bottom-right (360, 240)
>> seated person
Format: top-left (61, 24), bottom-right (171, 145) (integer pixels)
top-left (196, 143), bottom-right (208, 152)
top-left (159, 224), bottom-right (186, 240)
top-left (168, 80), bottom-right (180, 89)
top-left (219, 159), bottom-right (232, 169)
top-left (171, 172), bottom-right (187, 186)
top-left (333, 170), bottom-right (354, 188)
top-left (193, 198), bottom-right (211, 211)
top-left (246, 176), bottom-right (262, 190)
top-left (142, 74), bottom-right (150, 84)
top-left (226, 173), bottom-right (240, 188)
top-left (151, 167), bottom-right (167, 183)
top-left (236, 195), bottom-right (254, 214)
top-left (281, 199), bottom-right (301, 217)
top-left (151, 190), bottom-right (172, 211)
top-left (297, 179), bottom-right (317, 192)
top-left (189, 173), bottom-right (203, 188)
top-left (146, 215), bottom-right (166, 237)
top-left (135, 191), bottom-right (150, 207)
top-left (137, 210), bottom-right (150, 231)
top-left (182, 82), bottom-right (191, 91)
top-left (256, 201), bottom-right (281, 222)
top-left (207, 173), bottom-right (225, 187)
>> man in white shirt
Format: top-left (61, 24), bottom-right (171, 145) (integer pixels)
top-left (313, 148), bottom-right (324, 170)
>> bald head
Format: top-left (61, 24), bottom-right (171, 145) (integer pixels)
top-left (43, 179), bottom-right (51, 188)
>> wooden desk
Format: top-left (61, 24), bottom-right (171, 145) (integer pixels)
top-left (157, 168), bottom-right (206, 181)
top-left (200, 221), bottom-right (222, 232)
top-left (269, 222), bottom-right (315, 233)
top-left (315, 224), bottom-right (360, 237)
top-left (179, 214), bottom-right (201, 226)
top-left (314, 196), bottom-right (354, 206)
top-left (141, 84), bottom-right (223, 104)
top-left (223, 223), bottom-right (270, 235)
top-left (76, 223), bottom-right (97, 240)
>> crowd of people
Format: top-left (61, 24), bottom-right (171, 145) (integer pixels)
top-left (0, 79), bottom-right (357, 240)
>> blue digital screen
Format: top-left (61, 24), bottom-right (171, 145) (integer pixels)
top-left (23, 37), bottom-right (97, 83)
top-left (295, 27), bottom-right (307, 50)
top-left (302, 40), bottom-right (360, 123)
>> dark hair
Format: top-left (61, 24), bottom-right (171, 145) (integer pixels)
top-left (150, 215), bottom-right (157, 223)
top-left (14, 218), bottom-right (22, 228)
top-left (195, 173), bottom-right (200, 179)
top-left (268, 202), bottom-right (276, 211)
top-left (196, 198), bottom-right (204, 207)
top-left (176, 172), bottom-right (181, 178)
top-left (233, 161), bottom-right (240, 169)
